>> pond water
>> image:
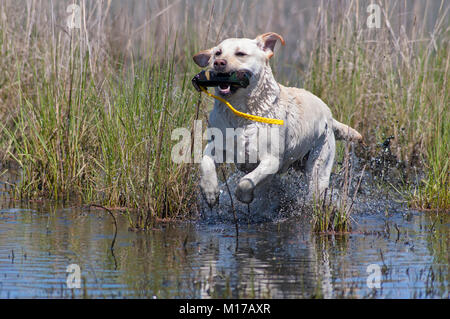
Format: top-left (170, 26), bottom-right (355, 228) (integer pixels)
top-left (0, 192), bottom-right (448, 298)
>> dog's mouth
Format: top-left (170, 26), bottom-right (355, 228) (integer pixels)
top-left (217, 81), bottom-right (238, 96)
top-left (191, 69), bottom-right (251, 96)
top-left (216, 72), bottom-right (241, 96)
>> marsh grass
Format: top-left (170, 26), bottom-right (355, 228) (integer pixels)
top-left (408, 115), bottom-right (449, 210)
top-left (4, 52), bottom-right (200, 221)
top-left (311, 192), bottom-right (353, 233)
top-left (0, 0), bottom-right (448, 219)
top-left (311, 144), bottom-right (365, 233)
top-left (303, 1), bottom-right (449, 210)
top-left (0, 14), bottom-right (200, 224)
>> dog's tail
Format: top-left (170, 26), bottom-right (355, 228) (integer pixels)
top-left (332, 119), bottom-right (363, 142)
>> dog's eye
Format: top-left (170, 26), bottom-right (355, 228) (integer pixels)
top-left (235, 52), bottom-right (247, 57)
top-left (215, 50), bottom-right (222, 56)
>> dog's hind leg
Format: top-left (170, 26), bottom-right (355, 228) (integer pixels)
top-left (305, 128), bottom-right (336, 202)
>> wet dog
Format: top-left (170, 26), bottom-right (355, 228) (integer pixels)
top-left (193, 32), bottom-right (362, 207)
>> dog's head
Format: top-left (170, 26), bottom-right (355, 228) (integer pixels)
top-left (193, 32), bottom-right (285, 97)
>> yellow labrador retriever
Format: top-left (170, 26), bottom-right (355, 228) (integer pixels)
top-left (194, 32), bottom-right (362, 207)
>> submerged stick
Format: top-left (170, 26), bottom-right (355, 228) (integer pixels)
top-left (394, 223), bottom-right (401, 242)
top-left (347, 164), bottom-right (367, 217)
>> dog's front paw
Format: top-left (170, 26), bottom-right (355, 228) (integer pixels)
top-left (200, 178), bottom-right (219, 208)
top-left (235, 178), bottom-right (254, 204)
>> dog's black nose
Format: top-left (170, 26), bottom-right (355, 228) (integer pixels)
top-left (214, 59), bottom-right (227, 71)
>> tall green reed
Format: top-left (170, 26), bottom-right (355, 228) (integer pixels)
top-left (303, 1), bottom-right (449, 210)
top-left (2, 37), bottom-right (200, 225)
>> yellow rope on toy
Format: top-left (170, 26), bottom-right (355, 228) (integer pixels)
top-left (199, 86), bottom-right (284, 125)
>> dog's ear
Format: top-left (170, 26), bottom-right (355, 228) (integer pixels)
top-left (193, 49), bottom-right (212, 67)
top-left (256, 32), bottom-right (285, 59)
